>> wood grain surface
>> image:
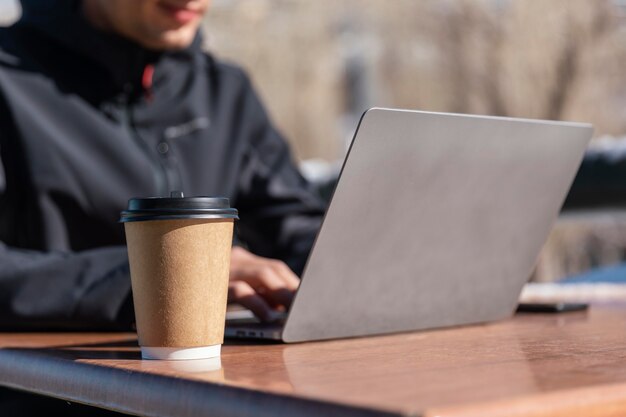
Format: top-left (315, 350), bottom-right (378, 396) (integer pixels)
top-left (1, 304), bottom-right (626, 417)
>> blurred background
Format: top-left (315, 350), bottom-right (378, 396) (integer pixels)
top-left (3, 0), bottom-right (626, 283)
top-left (204, 0), bottom-right (626, 160)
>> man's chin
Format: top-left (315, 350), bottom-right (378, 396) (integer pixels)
top-left (140, 29), bottom-right (198, 51)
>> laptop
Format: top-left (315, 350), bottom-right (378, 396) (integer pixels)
top-left (225, 108), bottom-right (593, 343)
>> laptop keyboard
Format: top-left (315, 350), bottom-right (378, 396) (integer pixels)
top-left (225, 311), bottom-right (287, 340)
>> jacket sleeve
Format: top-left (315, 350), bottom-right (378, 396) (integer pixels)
top-left (0, 241), bottom-right (134, 330)
top-left (232, 75), bottom-right (326, 276)
top-left (563, 144), bottom-right (626, 209)
top-left (0, 85), bottom-right (134, 330)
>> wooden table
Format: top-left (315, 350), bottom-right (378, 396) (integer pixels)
top-left (1, 304), bottom-right (626, 417)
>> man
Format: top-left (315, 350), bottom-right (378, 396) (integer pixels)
top-left (0, 0), bottom-right (326, 330)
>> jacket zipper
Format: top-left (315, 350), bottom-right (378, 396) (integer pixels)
top-left (120, 86), bottom-right (169, 196)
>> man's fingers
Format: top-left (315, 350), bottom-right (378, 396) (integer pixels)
top-left (229, 247), bottom-right (301, 316)
top-left (228, 281), bottom-right (275, 322)
top-left (241, 258), bottom-right (300, 289)
top-left (235, 266), bottom-right (296, 308)
top-left (268, 259), bottom-right (300, 290)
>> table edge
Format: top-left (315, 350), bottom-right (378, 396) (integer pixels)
top-left (0, 347), bottom-right (409, 417)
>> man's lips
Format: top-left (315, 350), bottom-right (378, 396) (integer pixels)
top-left (157, 3), bottom-right (202, 24)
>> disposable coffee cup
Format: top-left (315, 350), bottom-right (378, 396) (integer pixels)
top-left (120, 191), bottom-right (238, 360)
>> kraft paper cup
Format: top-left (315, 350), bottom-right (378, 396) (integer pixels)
top-left (121, 193), bottom-right (238, 360)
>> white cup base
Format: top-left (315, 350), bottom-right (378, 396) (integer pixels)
top-left (141, 344), bottom-right (221, 360)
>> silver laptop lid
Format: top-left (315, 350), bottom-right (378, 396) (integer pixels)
top-left (283, 108), bottom-right (592, 343)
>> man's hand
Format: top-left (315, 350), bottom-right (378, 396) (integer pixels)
top-left (228, 246), bottom-right (300, 322)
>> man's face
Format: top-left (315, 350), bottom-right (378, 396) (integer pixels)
top-left (88, 0), bottom-right (211, 50)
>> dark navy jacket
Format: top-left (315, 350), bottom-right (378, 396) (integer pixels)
top-left (0, 0), bottom-right (325, 329)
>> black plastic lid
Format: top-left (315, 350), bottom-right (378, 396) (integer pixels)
top-left (120, 191), bottom-right (238, 223)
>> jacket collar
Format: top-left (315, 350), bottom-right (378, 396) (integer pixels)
top-left (17, 0), bottom-right (203, 92)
